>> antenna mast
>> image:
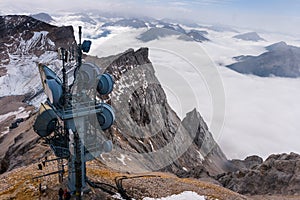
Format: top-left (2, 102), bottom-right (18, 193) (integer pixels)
top-left (33, 26), bottom-right (115, 200)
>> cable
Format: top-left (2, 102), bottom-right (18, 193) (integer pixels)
top-left (87, 174), bottom-right (160, 200)
top-left (86, 178), bottom-right (117, 195)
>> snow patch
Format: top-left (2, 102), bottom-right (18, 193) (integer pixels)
top-left (196, 150), bottom-right (204, 161)
top-left (1, 127), bottom-right (10, 136)
top-left (149, 140), bottom-right (155, 151)
top-left (0, 107), bottom-right (28, 123)
top-left (116, 154), bottom-right (127, 166)
top-left (112, 193), bottom-right (136, 200)
top-left (143, 191), bottom-right (206, 200)
top-left (138, 140), bottom-right (144, 144)
top-left (16, 110), bottom-right (31, 119)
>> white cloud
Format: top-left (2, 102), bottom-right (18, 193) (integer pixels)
top-left (1, 0), bottom-right (300, 36)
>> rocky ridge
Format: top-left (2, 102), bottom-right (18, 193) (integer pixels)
top-left (218, 152), bottom-right (300, 195)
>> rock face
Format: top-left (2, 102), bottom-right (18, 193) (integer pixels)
top-left (233, 32), bottom-right (265, 42)
top-left (226, 42), bottom-right (300, 78)
top-left (217, 152), bottom-right (300, 195)
top-left (86, 48), bottom-right (228, 176)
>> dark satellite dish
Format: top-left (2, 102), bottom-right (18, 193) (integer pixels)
top-left (97, 73), bottom-right (114, 95)
top-left (96, 103), bottom-right (115, 130)
top-left (34, 104), bottom-right (58, 137)
top-left (81, 40), bottom-right (92, 53)
top-left (38, 65), bottom-right (63, 107)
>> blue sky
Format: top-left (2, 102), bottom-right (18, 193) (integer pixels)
top-left (1, 0), bottom-right (300, 35)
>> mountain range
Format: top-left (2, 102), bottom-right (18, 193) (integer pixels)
top-left (227, 41), bottom-right (300, 78)
top-left (0, 14), bottom-right (300, 199)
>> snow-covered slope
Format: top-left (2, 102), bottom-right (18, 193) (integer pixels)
top-left (0, 15), bottom-right (76, 107)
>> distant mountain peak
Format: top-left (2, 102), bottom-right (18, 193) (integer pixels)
top-left (30, 12), bottom-right (54, 23)
top-left (265, 41), bottom-right (288, 51)
top-left (226, 41), bottom-right (300, 78)
top-left (233, 32), bottom-right (265, 42)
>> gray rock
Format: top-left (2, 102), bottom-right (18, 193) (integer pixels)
top-left (217, 152), bottom-right (300, 195)
top-left (229, 155), bottom-right (263, 171)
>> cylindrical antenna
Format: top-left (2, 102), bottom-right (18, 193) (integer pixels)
top-left (78, 26), bottom-right (82, 67)
top-left (78, 26), bottom-right (82, 45)
top-left (60, 48), bottom-right (68, 108)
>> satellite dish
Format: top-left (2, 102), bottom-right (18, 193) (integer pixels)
top-left (81, 40), bottom-right (92, 53)
top-left (102, 140), bottom-right (113, 152)
top-left (33, 104), bottom-right (58, 137)
top-left (38, 65), bottom-right (63, 107)
top-left (96, 103), bottom-right (115, 130)
top-left (97, 73), bottom-right (114, 95)
top-left (45, 79), bottom-right (63, 107)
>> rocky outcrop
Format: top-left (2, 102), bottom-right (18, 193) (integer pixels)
top-left (228, 155), bottom-right (263, 171)
top-left (167, 109), bottom-right (228, 176)
top-left (217, 152), bottom-right (300, 195)
top-left (226, 41), bottom-right (300, 78)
